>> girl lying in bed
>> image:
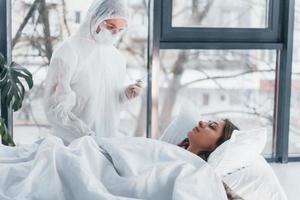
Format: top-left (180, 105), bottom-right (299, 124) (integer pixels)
top-left (178, 119), bottom-right (243, 200)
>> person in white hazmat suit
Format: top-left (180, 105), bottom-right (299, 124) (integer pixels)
top-left (43, 0), bottom-right (142, 144)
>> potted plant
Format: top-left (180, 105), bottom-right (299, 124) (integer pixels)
top-left (0, 52), bottom-right (33, 146)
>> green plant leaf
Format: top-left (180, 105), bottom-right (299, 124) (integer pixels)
top-left (1, 83), bottom-right (11, 104)
top-left (0, 54), bottom-right (31, 146)
top-left (0, 61), bottom-right (34, 112)
top-left (11, 63), bottom-right (34, 89)
top-left (0, 67), bottom-right (8, 84)
top-left (0, 119), bottom-right (15, 146)
top-left (0, 53), bottom-right (5, 67)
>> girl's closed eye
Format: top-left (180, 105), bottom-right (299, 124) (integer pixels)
top-left (209, 122), bottom-right (218, 130)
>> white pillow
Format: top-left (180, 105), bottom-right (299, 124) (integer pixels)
top-left (207, 128), bottom-right (267, 177)
top-left (223, 155), bottom-right (288, 200)
top-left (159, 105), bottom-right (199, 145)
top-left (159, 105), bottom-right (268, 178)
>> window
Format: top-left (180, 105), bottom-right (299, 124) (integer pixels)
top-left (172, 0), bottom-right (269, 28)
top-left (160, 0), bottom-right (281, 44)
top-left (158, 49), bottom-right (277, 156)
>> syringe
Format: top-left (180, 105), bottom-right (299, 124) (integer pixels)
top-left (136, 73), bottom-right (148, 83)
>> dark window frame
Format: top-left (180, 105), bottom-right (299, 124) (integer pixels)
top-left (0, 0), bottom-right (13, 142)
top-left (161, 0), bottom-right (281, 43)
top-left (149, 0), bottom-right (296, 163)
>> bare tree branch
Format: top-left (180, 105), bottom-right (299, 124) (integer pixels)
top-left (61, 0), bottom-right (71, 36)
top-left (193, 0), bottom-right (214, 22)
top-left (39, 0), bottom-right (53, 63)
top-left (197, 68), bottom-right (225, 90)
top-left (181, 69), bottom-right (275, 89)
top-left (12, 0), bottom-right (41, 48)
top-left (159, 51), bottom-right (188, 130)
top-left (200, 110), bottom-right (273, 122)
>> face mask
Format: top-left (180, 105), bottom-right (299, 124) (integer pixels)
top-left (94, 28), bottom-right (123, 46)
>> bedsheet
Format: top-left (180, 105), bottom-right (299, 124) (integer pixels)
top-left (0, 136), bottom-right (227, 200)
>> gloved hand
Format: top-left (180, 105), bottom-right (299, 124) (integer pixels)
top-left (125, 81), bottom-right (143, 100)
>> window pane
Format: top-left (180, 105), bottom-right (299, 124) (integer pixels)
top-left (159, 50), bottom-right (277, 156)
top-left (12, 0), bottom-right (148, 144)
top-left (172, 0), bottom-right (269, 28)
top-left (289, 0), bottom-right (300, 156)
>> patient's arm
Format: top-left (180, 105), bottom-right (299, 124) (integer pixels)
top-left (223, 182), bottom-right (244, 200)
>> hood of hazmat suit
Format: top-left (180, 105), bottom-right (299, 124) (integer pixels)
top-left (43, 0), bottom-right (129, 144)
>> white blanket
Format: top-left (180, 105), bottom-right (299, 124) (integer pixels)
top-left (0, 136), bottom-right (227, 200)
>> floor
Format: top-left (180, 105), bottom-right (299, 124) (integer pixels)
top-left (271, 162), bottom-right (300, 200)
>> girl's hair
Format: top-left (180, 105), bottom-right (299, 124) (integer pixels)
top-left (177, 119), bottom-right (239, 161)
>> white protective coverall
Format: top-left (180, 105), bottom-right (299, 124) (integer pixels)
top-left (43, 0), bottom-right (129, 144)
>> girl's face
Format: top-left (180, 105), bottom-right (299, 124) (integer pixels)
top-left (96, 18), bottom-right (127, 34)
top-left (187, 120), bottom-right (225, 152)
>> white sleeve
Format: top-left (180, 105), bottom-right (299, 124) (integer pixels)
top-left (118, 53), bottom-right (130, 104)
top-left (44, 56), bottom-right (95, 142)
